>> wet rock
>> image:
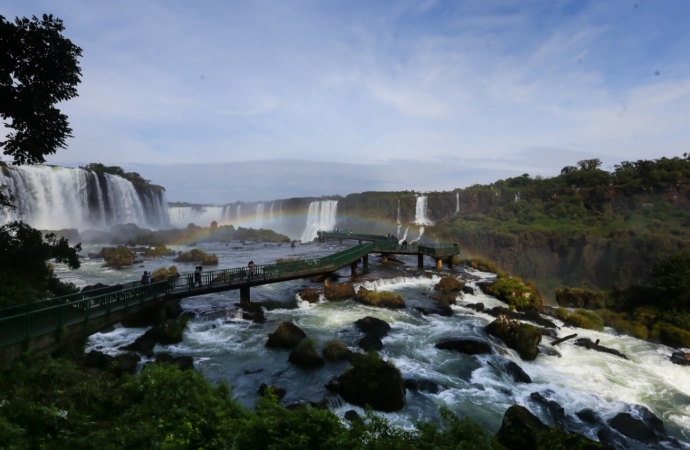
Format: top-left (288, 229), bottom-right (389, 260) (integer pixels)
top-left (608, 412), bottom-right (658, 444)
top-left (435, 339), bottom-right (492, 355)
top-left (404, 378), bottom-right (442, 394)
top-left (574, 338), bottom-right (628, 360)
top-left (464, 302), bottom-right (484, 312)
top-left (487, 306), bottom-right (521, 320)
top-left (575, 408), bottom-right (601, 424)
top-left (113, 353), bottom-right (141, 376)
top-left (355, 286), bottom-right (406, 309)
top-left (530, 391), bottom-right (566, 429)
top-left (358, 334), bottom-right (383, 352)
top-left (288, 339), bottom-right (326, 368)
top-left (298, 288), bottom-right (320, 303)
top-left (538, 345), bottom-right (562, 358)
top-left (122, 300), bottom-right (182, 328)
top-left (671, 351), bottom-right (690, 366)
top-left (121, 339), bottom-right (156, 357)
top-left (240, 300), bottom-right (266, 323)
top-left (434, 276), bottom-right (465, 292)
top-left (461, 285), bottom-right (475, 295)
top-left (85, 350), bottom-right (114, 370)
top-left (258, 383), bottom-right (286, 401)
top-left (324, 283), bottom-right (355, 300)
top-left (502, 359), bottom-right (532, 383)
top-left (99, 326), bottom-right (116, 334)
top-left (521, 310), bottom-right (558, 329)
top-left (244, 368), bottom-right (264, 375)
top-left (354, 316), bottom-right (391, 338)
top-left (430, 292), bottom-right (458, 304)
top-left (266, 321), bottom-right (307, 349)
top-left (485, 316), bottom-right (541, 361)
top-left (136, 318), bottom-right (188, 346)
top-left (336, 351), bottom-right (406, 412)
top-left (344, 410), bottom-right (360, 421)
top-left (323, 340), bottom-right (352, 362)
top-left (496, 405), bottom-right (549, 450)
top-left (540, 327), bottom-right (559, 338)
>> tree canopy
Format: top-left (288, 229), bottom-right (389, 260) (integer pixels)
top-left (0, 14), bottom-right (82, 165)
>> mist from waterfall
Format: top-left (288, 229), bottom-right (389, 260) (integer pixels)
top-left (169, 206), bottom-right (228, 228)
top-left (255, 203), bottom-right (265, 228)
top-left (269, 203), bottom-right (274, 222)
top-left (236, 205), bottom-right (241, 220)
top-left (0, 165), bottom-right (169, 230)
top-left (414, 196), bottom-right (434, 225)
top-left (300, 200), bottom-right (338, 242)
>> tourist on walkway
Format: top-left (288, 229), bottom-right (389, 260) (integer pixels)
top-left (193, 266), bottom-right (203, 287)
top-left (248, 261), bottom-right (255, 279)
top-left (402, 240), bottom-right (408, 250)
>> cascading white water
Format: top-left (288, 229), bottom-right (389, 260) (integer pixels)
top-left (269, 203), bottom-right (274, 222)
top-left (255, 203), bottom-right (265, 228)
top-left (300, 200), bottom-right (338, 242)
top-left (414, 196), bottom-right (434, 225)
top-left (399, 226), bottom-right (409, 244)
top-left (456, 192), bottom-right (460, 213)
top-left (397, 199), bottom-right (401, 225)
top-left (515, 192), bottom-right (520, 202)
top-left (410, 226), bottom-right (425, 244)
top-left (397, 224), bottom-right (401, 238)
top-left (168, 206), bottom-right (228, 228)
top-left (236, 205), bottom-right (241, 221)
top-left (0, 165), bottom-right (169, 230)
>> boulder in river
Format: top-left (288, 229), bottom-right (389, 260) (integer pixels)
top-left (502, 359), bottom-right (532, 383)
top-left (573, 338), bottom-right (628, 360)
top-left (298, 288), bottom-right (320, 303)
top-left (435, 339), bottom-right (493, 355)
top-left (355, 287), bottom-right (405, 309)
top-left (434, 276), bottom-right (464, 292)
top-left (485, 316), bottom-right (541, 361)
top-left (266, 321), bottom-right (307, 349)
top-left (336, 351), bottom-right (406, 412)
top-left (464, 302), bottom-right (484, 312)
top-left (358, 334), bottom-right (383, 352)
top-left (354, 316), bottom-right (391, 338)
top-left (155, 353), bottom-right (195, 371)
top-left (671, 351), bottom-right (690, 366)
top-left (404, 378), bottom-right (442, 394)
top-left (324, 283), bottom-right (355, 300)
top-left (322, 340), bottom-right (352, 362)
top-left (288, 338), bottom-right (326, 368)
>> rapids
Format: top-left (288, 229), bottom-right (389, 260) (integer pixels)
top-left (62, 241), bottom-right (690, 448)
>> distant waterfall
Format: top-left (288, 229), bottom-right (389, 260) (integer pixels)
top-left (169, 206), bottom-right (227, 228)
top-left (300, 200), bottom-right (338, 242)
top-left (396, 199), bottom-right (401, 225)
top-left (515, 192), bottom-right (520, 202)
top-left (410, 226), bottom-right (424, 244)
top-left (236, 205), bottom-right (241, 220)
top-left (255, 203), bottom-right (265, 228)
top-left (396, 224), bottom-right (401, 238)
top-left (279, 202), bottom-right (283, 222)
top-left (399, 226), bottom-right (409, 244)
top-left (269, 203), bottom-right (274, 222)
top-left (414, 196), bottom-right (434, 225)
top-left (0, 165), bottom-right (169, 230)
top-left (456, 193), bottom-right (460, 213)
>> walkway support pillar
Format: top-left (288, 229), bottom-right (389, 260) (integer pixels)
top-left (351, 261), bottom-right (358, 276)
top-left (418, 254), bottom-right (424, 268)
top-left (323, 276), bottom-right (331, 287)
top-left (363, 254), bottom-right (369, 267)
top-left (435, 258), bottom-right (443, 272)
top-left (240, 286), bottom-right (250, 303)
top-left (447, 257), bottom-right (454, 269)
top-left (359, 240), bottom-right (362, 245)
top-left (382, 253), bottom-right (389, 263)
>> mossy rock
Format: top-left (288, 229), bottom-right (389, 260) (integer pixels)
top-left (433, 276), bottom-right (465, 292)
top-left (651, 322), bottom-right (690, 348)
top-left (298, 288), bottom-right (320, 303)
top-left (100, 245), bottom-right (135, 268)
top-left (138, 317), bottom-right (188, 346)
top-left (485, 316), bottom-right (541, 361)
top-left (324, 283), bottom-right (355, 300)
top-left (555, 287), bottom-right (614, 310)
top-left (266, 321), bottom-right (307, 349)
top-left (480, 277), bottom-right (543, 312)
top-left (564, 309), bottom-right (605, 331)
top-left (336, 351), bottom-right (406, 412)
top-left (355, 287), bottom-right (405, 309)
top-left (288, 338), bottom-right (325, 368)
top-left (174, 248), bottom-right (219, 265)
top-left (323, 340), bottom-right (352, 362)
top-left (143, 245), bottom-right (176, 257)
top-left (151, 265), bottom-right (178, 282)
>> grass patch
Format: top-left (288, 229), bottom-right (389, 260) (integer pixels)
top-left (322, 340), bottom-right (351, 362)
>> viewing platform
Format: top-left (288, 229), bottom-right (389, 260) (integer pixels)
top-left (0, 231), bottom-right (460, 366)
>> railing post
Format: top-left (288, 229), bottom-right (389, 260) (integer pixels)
top-left (418, 254), bottom-right (424, 268)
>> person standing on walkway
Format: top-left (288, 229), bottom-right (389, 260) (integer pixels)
top-left (194, 266), bottom-right (202, 287)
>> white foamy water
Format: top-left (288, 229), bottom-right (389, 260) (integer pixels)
top-left (77, 242), bottom-right (690, 448)
top-left (414, 196), bottom-right (434, 226)
top-left (300, 200), bottom-right (338, 242)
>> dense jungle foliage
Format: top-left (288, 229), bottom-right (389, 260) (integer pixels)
top-left (80, 163), bottom-right (165, 194)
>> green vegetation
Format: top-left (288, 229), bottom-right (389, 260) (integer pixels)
top-left (143, 245), bottom-right (176, 257)
top-left (100, 245), bottom-right (135, 268)
top-left (356, 288), bottom-right (406, 309)
top-left (151, 265), bottom-right (179, 282)
top-left (0, 221), bottom-right (80, 308)
top-left (174, 249), bottom-right (219, 265)
top-left (81, 163), bottom-right (165, 194)
top-left (563, 310), bottom-right (604, 331)
top-left (460, 258), bottom-right (506, 277)
top-left (488, 277), bottom-right (542, 311)
top-left (323, 340), bottom-right (351, 362)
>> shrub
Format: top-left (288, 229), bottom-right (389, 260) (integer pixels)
top-left (174, 249), bottom-right (219, 265)
top-left (143, 245), bottom-right (176, 257)
top-left (100, 245), bottom-right (135, 268)
top-left (564, 309), bottom-right (604, 331)
top-left (151, 265), bottom-right (179, 282)
top-left (323, 340), bottom-right (351, 362)
top-left (611, 320), bottom-right (649, 340)
top-left (487, 277), bottom-right (542, 311)
top-left (651, 322), bottom-right (690, 348)
top-left (554, 307), bottom-right (570, 321)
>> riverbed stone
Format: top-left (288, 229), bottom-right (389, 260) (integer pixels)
top-left (485, 316), bottom-right (541, 361)
top-left (336, 351), bottom-right (406, 412)
top-left (358, 334), bottom-right (383, 352)
top-left (434, 276), bottom-right (464, 292)
top-left (298, 288), bottom-right (320, 303)
top-left (354, 316), bottom-right (391, 338)
top-left (435, 339), bottom-right (492, 355)
top-left (324, 283), bottom-right (355, 300)
top-left (288, 339), bottom-right (325, 368)
top-left (671, 351), bottom-right (690, 366)
top-left (503, 359), bottom-right (532, 383)
top-left (266, 321), bottom-right (307, 349)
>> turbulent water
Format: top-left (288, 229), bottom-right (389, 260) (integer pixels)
top-left (0, 165), bottom-right (169, 230)
top-left (58, 241), bottom-right (690, 448)
top-left (300, 200), bottom-right (338, 242)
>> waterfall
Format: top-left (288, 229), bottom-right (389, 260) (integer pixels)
top-left (279, 202), bottom-right (283, 222)
top-left (269, 203), bottom-right (274, 222)
top-left (255, 203), bottom-right (265, 228)
top-left (515, 191), bottom-right (520, 202)
top-left (456, 193), bottom-right (460, 213)
top-left (0, 165), bottom-right (169, 230)
top-left (396, 199), bottom-right (401, 225)
top-left (399, 226), bottom-right (409, 244)
top-left (414, 196), bottom-right (434, 225)
top-left (410, 226), bottom-right (424, 244)
top-left (236, 205), bottom-right (241, 221)
top-left (300, 200), bottom-right (338, 242)
top-left (397, 224), bottom-right (401, 238)
top-left (168, 206), bottom-right (228, 228)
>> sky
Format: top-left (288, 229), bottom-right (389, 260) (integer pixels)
top-left (3, 0), bottom-right (690, 203)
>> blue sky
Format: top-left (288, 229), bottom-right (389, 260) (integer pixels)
top-left (3, 0), bottom-right (690, 202)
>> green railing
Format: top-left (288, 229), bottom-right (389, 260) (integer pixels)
top-left (317, 231), bottom-right (396, 242)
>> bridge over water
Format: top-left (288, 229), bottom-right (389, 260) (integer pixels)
top-left (0, 232), bottom-right (459, 366)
